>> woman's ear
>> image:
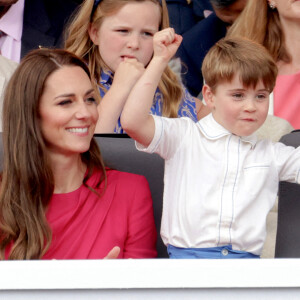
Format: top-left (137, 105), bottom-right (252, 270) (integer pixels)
top-left (88, 23), bottom-right (100, 45)
top-left (202, 84), bottom-right (215, 109)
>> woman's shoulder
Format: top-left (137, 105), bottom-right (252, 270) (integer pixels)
top-left (106, 169), bottom-right (147, 185)
top-left (105, 170), bottom-right (151, 203)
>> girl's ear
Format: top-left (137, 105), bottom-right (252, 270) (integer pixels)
top-left (202, 84), bottom-right (215, 109)
top-left (88, 23), bottom-right (100, 45)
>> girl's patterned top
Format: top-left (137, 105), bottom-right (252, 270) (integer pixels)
top-left (99, 70), bottom-right (198, 133)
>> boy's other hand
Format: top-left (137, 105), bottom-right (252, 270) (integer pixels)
top-left (153, 28), bottom-right (182, 62)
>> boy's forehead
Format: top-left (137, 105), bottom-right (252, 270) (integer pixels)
top-left (218, 73), bottom-right (267, 90)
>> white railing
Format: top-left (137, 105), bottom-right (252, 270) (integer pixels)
top-left (1, 259), bottom-right (300, 299)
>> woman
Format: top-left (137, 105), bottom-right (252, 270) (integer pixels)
top-left (0, 48), bottom-right (157, 260)
top-left (227, 0), bottom-right (300, 129)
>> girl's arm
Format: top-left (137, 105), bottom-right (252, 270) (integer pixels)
top-left (121, 28), bottom-right (182, 147)
top-left (95, 59), bottom-right (145, 133)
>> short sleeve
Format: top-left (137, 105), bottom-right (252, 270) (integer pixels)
top-left (136, 115), bottom-right (195, 160)
top-left (273, 143), bottom-right (300, 184)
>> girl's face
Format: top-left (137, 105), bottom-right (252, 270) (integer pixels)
top-left (89, 1), bottom-right (161, 72)
top-left (39, 66), bottom-right (98, 157)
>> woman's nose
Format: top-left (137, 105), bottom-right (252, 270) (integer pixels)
top-left (75, 102), bottom-right (92, 119)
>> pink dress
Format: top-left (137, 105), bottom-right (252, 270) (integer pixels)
top-left (273, 71), bottom-right (300, 129)
top-left (6, 169), bottom-right (157, 259)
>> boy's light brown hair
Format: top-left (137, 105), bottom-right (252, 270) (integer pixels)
top-left (202, 37), bottom-right (278, 93)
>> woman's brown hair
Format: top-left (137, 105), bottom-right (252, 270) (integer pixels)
top-left (65, 0), bottom-right (183, 118)
top-left (0, 48), bottom-right (106, 260)
top-left (226, 0), bottom-right (288, 63)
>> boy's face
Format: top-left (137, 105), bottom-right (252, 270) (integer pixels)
top-left (203, 73), bottom-right (270, 137)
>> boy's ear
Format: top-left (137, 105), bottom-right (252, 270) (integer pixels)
top-left (88, 23), bottom-right (99, 45)
top-left (202, 84), bottom-right (215, 109)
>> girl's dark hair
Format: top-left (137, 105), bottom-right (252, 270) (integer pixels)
top-left (0, 48), bottom-right (106, 260)
top-left (210, 0), bottom-right (239, 9)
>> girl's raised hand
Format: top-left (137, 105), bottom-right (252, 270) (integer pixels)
top-left (153, 28), bottom-right (182, 62)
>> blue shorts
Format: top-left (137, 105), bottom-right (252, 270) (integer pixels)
top-left (167, 244), bottom-right (260, 259)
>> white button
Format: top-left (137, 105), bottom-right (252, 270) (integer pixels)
top-left (222, 249), bottom-right (228, 256)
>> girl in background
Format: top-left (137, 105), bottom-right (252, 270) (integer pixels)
top-left (65, 0), bottom-right (209, 133)
top-left (227, 0), bottom-right (300, 129)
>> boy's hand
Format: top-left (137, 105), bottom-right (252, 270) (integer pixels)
top-left (153, 28), bottom-right (182, 63)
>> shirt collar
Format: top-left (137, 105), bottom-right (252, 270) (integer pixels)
top-left (198, 113), bottom-right (257, 148)
top-left (0, 0), bottom-right (24, 41)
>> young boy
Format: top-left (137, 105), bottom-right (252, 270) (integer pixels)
top-left (121, 29), bottom-right (300, 258)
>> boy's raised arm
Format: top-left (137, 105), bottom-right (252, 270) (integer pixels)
top-left (121, 28), bottom-right (182, 147)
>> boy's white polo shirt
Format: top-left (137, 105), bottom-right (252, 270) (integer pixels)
top-left (136, 114), bottom-right (300, 256)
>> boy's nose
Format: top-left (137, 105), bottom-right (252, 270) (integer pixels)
top-left (244, 99), bottom-right (256, 112)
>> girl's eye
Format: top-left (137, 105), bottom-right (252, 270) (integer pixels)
top-left (58, 99), bottom-right (72, 106)
top-left (142, 31), bottom-right (154, 37)
top-left (117, 29), bottom-right (128, 34)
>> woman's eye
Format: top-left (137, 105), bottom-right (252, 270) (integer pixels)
top-left (86, 97), bottom-right (97, 104)
top-left (58, 99), bottom-right (72, 106)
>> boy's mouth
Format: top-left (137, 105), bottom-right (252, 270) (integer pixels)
top-left (242, 118), bottom-right (256, 122)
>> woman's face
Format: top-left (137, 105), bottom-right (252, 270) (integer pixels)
top-left (272, 0), bottom-right (300, 21)
top-left (89, 1), bottom-right (161, 72)
top-left (212, 0), bottom-right (248, 26)
top-left (39, 66), bottom-right (98, 157)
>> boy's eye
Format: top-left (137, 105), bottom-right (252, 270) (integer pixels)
top-left (232, 93), bottom-right (244, 100)
top-left (58, 99), bottom-right (72, 106)
top-left (256, 94), bottom-right (267, 101)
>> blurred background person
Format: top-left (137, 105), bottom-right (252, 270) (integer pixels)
top-left (0, 0), bottom-right (78, 62)
top-left (176, 0), bottom-right (247, 97)
top-left (0, 54), bottom-right (17, 130)
top-left (227, 0), bottom-right (300, 129)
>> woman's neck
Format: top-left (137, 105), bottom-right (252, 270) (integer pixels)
top-left (278, 17), bottom-right (300, 75)
top-left (49, 153), bottom-right (87, 194)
